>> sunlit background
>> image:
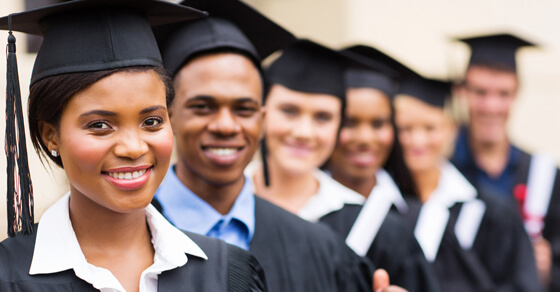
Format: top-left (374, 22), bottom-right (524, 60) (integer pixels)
top-left (1, 0), bottom-right (560, 239)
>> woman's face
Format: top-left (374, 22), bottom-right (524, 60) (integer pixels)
top-left (44, 70), bottom-right (173, 214)
top-left (264, 84), bottom-right (341, 175)
top-left (395, 96), bottom-right (452, 173)
top-left (329, 88), bottom-right (394, 180)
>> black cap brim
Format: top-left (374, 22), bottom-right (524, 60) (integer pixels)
top-left (0, 0), bottom-right (207, 35)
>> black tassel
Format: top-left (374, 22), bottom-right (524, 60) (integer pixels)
top-left (5, 14), bottom-right (34, 237)
top-left (260, 139), bottom-right (270, 187)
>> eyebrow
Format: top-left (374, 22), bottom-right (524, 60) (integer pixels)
top-left (79, 105), bottom-right (167, 118)
top-left (187, 95), bottom-right (260, 105)
top-left (79, 110), bottom-right (117, 118)
top-left (140, 105), bottom-right (167, 114)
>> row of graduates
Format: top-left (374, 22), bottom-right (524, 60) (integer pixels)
top-left (0, 0), bottom-right (557, 291)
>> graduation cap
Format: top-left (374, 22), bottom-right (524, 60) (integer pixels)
top-left (397, 76), bottom-right (452, 108)
top-left (457, 33), bottom-right (537, 73)
top-left (157, 0), bottom-right (296, 76)
top-left (0, 0), bottom-right (206, 237)
top-left (341, 45), bottom-right (416, 97)
top-left (265, 39), bottom-right (396, 101)
top-left (261, 40), bottom-right (395, 186)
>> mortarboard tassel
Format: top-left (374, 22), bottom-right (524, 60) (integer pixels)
top-left (260, 139), bottom-right (270, 187)
top-left (5, 14), bottom-right (34, 237)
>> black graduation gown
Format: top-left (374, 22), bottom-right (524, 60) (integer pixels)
top-left (455, 147), bottom-right (560, 291)
top-left (320, 203), bottom-right (440, 292)
top-left (510, 150), bottom-right (560, 292)
top-left (0, 226), bottom-right (266, 291)
top-left (249, 197), bottom-right (374, 292)
top-left (402, 191), bottom-right (542, 292)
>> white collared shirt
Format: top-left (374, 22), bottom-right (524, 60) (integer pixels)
top-left (244, 161), bottom-right (365, 222)
top-left (29, 193), bottom-right (207, 292)
top-left (346, 169), bottom-right (408, 256)
top-left (298, 169), bottom-right (366, 222)
top-left (414, 160), bottom-right (484, 262)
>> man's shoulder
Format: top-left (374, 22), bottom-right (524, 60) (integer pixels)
top-left (254, 196), bottom-right (340, 242)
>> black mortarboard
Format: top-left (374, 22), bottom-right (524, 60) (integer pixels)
top-left (0, 0), bottom-right (206, 237)
top-left (341, 45), bottom-right (415, 97)
top-left (397, 76), bottom-right (452, 108)
top-left (457, 33), bottom-right (537, 73)
top-left (157, 0), bottom-right (296, 76)
top-left (261, 40), bottom-right (395, 186)
top-left (265, 40), bottom-right (355, 100)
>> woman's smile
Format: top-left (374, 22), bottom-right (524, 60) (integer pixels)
top-left (102, 165), bottom-right (153, 190)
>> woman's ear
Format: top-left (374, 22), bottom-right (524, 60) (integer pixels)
top-left (39, 121), bottom-right (59, 154)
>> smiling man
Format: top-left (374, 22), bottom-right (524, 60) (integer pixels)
top-left (451, 33), bottom-right (560, 290)
top-left (150, 1), bottom-right (396, 291)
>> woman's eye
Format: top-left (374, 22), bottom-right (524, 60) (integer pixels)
top-left (280, 107), bottom-right (298, 116)
top-left (144, 117), bottom-right (163, 127)
top-left (87, 121), bottom-right (111, 130)
top-left (372, 119), bottom-right (388, 129)
top-left (315, 113), bottom-right (333, 122)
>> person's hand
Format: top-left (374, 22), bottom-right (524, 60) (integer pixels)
top-left (533, 238), bottom-right (552, 286)
top-left (373, 269), bottom-right (408, 292)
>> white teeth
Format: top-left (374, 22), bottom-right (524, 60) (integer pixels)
top-left (107, 169), bottom-right (147, 180)
top-left (207, 148), bottom-right (237, 156)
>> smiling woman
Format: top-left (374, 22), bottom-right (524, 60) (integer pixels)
top-left (33, 68), bottom-right (174, 214)
top-left (0, 1), bottom-right (267, 292)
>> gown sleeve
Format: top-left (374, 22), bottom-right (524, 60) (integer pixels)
top-left (227, 243), bottom-right (268, 292)
top-left (474, 192), bottom-right (543, 292)
top-left (320, 204), bottom-right (440, 292)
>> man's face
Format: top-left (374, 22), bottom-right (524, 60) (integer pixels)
top-left (463, 65), bottom-right (518, 145)
top-left (170, 53), bottom-right (264, 187)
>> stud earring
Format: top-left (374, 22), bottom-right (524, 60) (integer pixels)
top-left (51, 149), bottom-right (58, 157)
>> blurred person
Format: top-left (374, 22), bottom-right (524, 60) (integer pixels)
top-left (395, 74), bottom-right (541, 291)
top-left (320, 45), bottom-right (440, 292)
top-left (451, 33), bottom-right (560, 289)
top-left (152, 1), bottom-right (391, 291)
top-left (247, 39), bottom-right (419, 291)
top-left (0, 1), bottom-right (267, 291)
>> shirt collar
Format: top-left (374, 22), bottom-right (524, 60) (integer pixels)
top-left (298, 169), bottom-right (365, 222)
top-left (429, 160), bottom-right (478, 207)
top-left (374, 169), bottom-right (408, 213)
top-left (155, 166), bottom-right (255, 241)
top-left (29, 193), bottom-right (207, 285)
top-left (453, 126), bottom-right (521, 170)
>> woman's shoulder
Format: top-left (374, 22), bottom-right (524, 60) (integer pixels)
top-left (0, 230), bottom-right (89, 291)
top-left (0, 231), bottom-right (37, 271)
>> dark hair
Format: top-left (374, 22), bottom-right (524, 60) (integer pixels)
top-left (28, 66), bottom-right (174, 168)
top-left (383, 102), bottom-right (418, 197)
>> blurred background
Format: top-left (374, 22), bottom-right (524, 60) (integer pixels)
top-left (1, 0), bottom-right (560, 240)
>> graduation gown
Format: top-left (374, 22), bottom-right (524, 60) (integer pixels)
top-left (0, 227), bottom-right (266, 291)
top-left (321, 204), bottom-right (439, 292)
top-left (402, 190), bottom-right (541, 292)
top-left (249, 197), bottom-right (374, 292)
top-left (453, 131), bottom-right (560, 291)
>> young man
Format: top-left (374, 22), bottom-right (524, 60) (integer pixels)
top-left (451, 33), bottom-right (560, 290)
top-left (153, 1), bottom-right (404, 291)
